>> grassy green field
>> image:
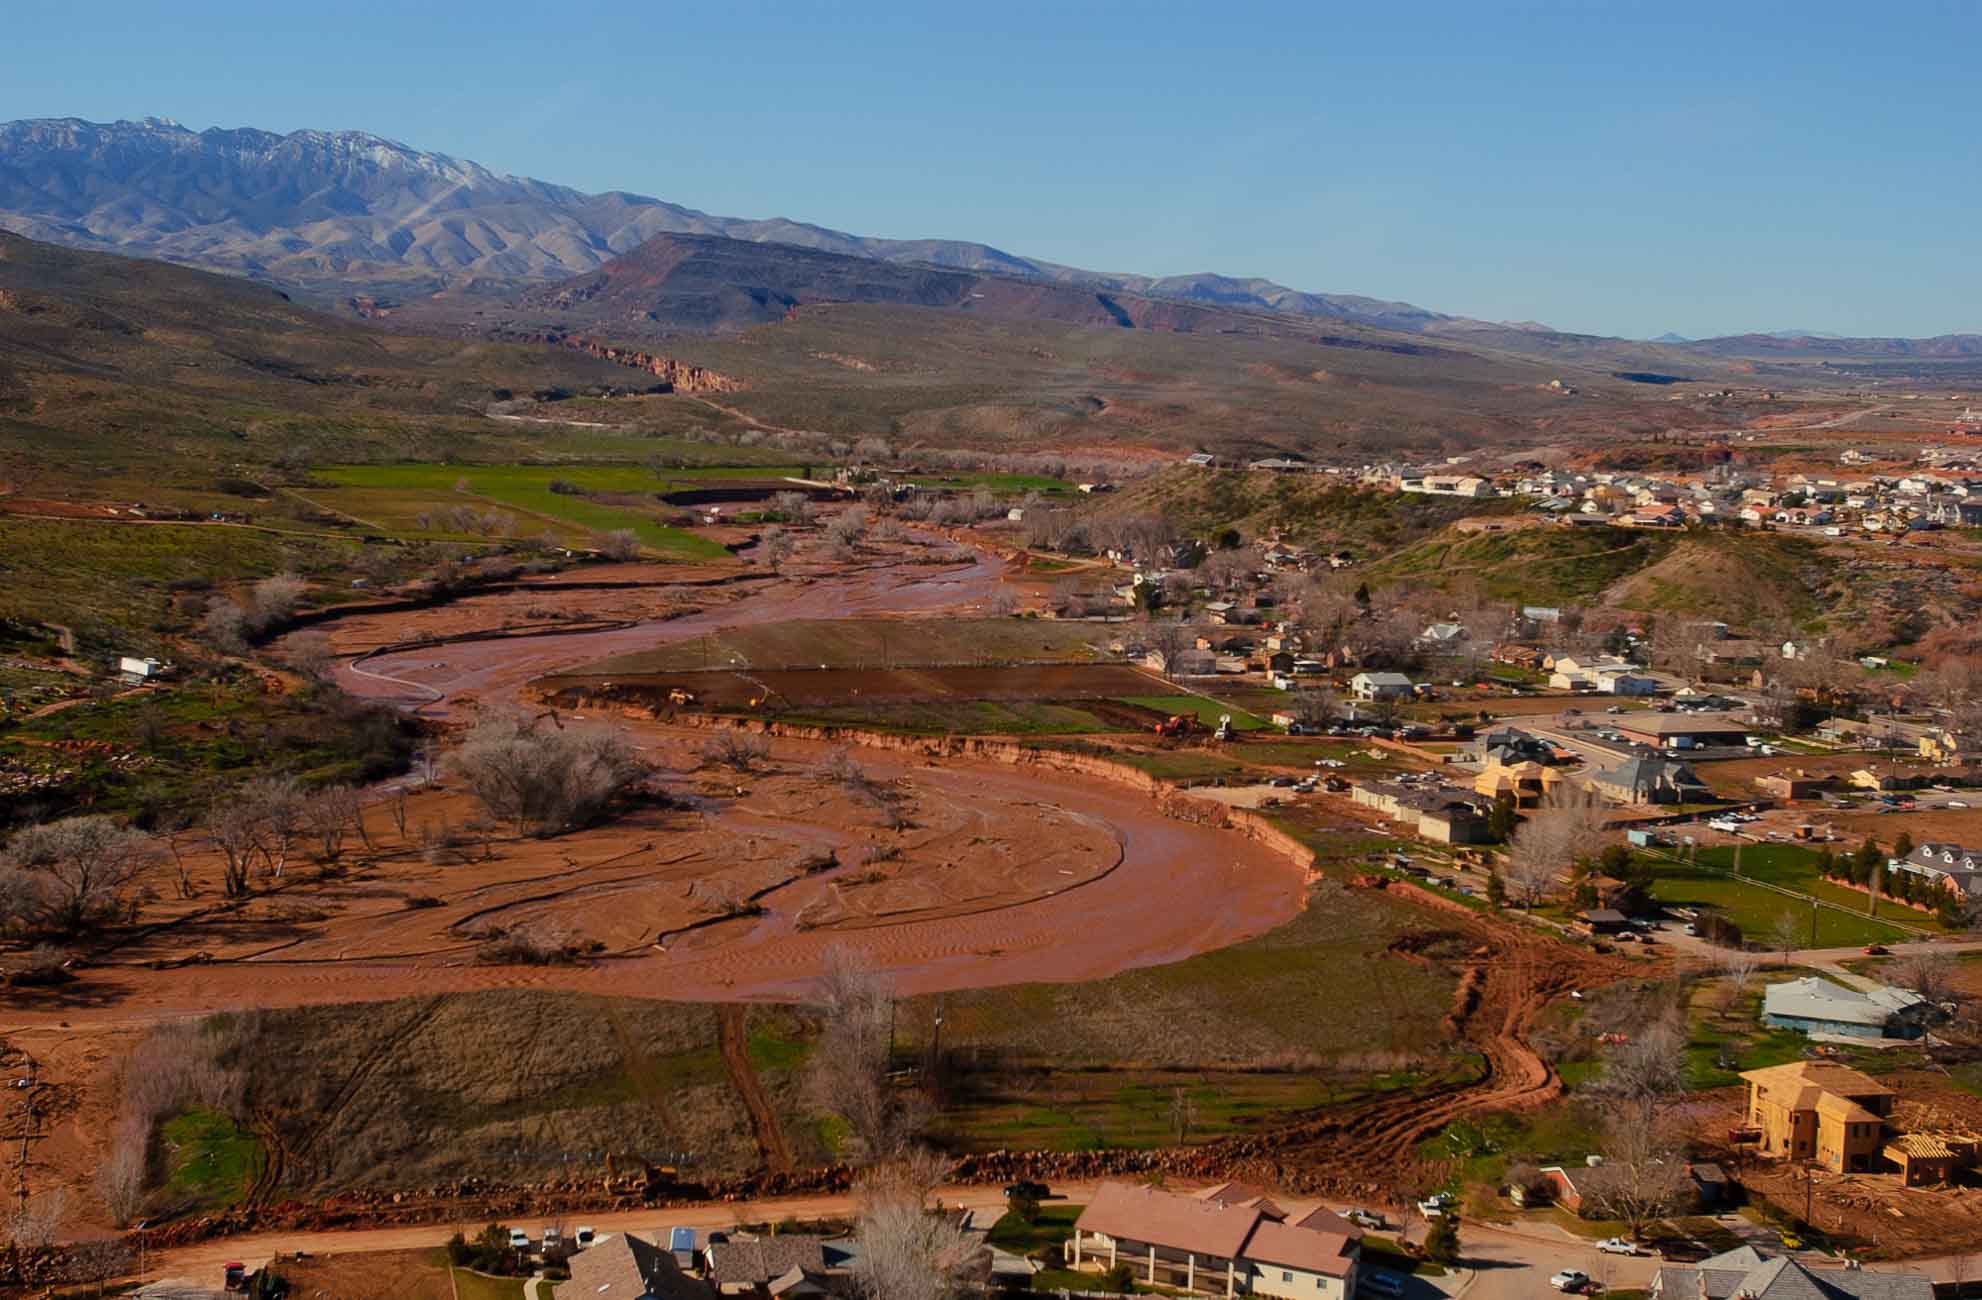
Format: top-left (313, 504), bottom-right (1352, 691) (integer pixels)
top-left (1, 680), bottom-right (414, 822)
top-left (1675, 974), bottom-right (1893, 1090)
top-left (160, 1106), bottom-right (262, 1206)
top-left (1108, 750), bottom-right (1253, 783)
top-left (1646, 863), bottom-right (1908, 947)
top-left (923, 858), bottom-right (1460, 1151)
top-left (0, 517), bottom-right (368, 655)
top-left (1695, 844), bottom-right (1943, 931)
top-left (311, 463), bottom-right (745, 558)
top-left (1119, 695), bottom-right (1270, 731)
top-left (1362, 526), bottom-right (1677, 605)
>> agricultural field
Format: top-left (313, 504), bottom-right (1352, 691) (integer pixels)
top-left (1119, 694), bottom-right (1271, 730)
top-left (303, 463), bottom-right (756, 558)
top-left (920, 874), bottom-right (1461, 1151)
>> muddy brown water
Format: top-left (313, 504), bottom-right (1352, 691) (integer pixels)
top-left (86, 547), bottom-right (1315, 1010)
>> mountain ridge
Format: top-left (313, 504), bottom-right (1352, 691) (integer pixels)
top-left (0, 116), bottom-right (1520, 337)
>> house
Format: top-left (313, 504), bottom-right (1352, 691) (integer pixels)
top-left (1068, 1182), bottom-right (1359, 1299)
top-left (1351, 781), bottom-right (1494, 844)
top-left (1579, 908), bottom-right (1631, 935)
top-left (1474, 759), bottom-right (1565, 808)
top-left (704, 1236), bottom-right (844, 1296)
top-left (556, 1231), bottom-right (716, 1300)
top-left (1761, 976), bottom-right (1931, 1041)
top-left (1755, 771), bottom-right (1836, 801)
top-left (1350, 671), bottom-right (1414, 701)
top-left (1919, 728), bottom-right (1973, 765)
top-left (1650, 1246), bottom-right (1932, 1300)
top-left (1184, 453), bottom-right (1217, 468)
top-left (1596, 667), bottom-right (1658, 696)
top-left (1417, 622), bottom-right (1470, 649)
top-left (1896, 842), bottom-right (1982, 898)
top-left (1587, 755), bottom-right (1708, 805)
top-left (1740, 1061), bottom-right (1895, 1173)
top-left (1884, 1132), bottom-right (1982, 1187)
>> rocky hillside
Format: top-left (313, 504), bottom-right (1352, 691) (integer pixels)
top-left (0, 116), bottom-right (1505, 334)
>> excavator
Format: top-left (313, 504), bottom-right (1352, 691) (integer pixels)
top-left (1153, 714), bottom-right (1198, 738)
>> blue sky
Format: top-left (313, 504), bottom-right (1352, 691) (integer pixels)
top-left (7, 1), bottom-right (1978, 338)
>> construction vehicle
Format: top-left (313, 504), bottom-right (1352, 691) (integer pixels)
top-left (1154, 714), bottom-right (1197, 738)
top-left (666, 688), bottom-right (696, 706)
top-left (1214, 714), bottom-right (1235, 741)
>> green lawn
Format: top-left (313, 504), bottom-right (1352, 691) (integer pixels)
top-left (1696, 845), bottom-right (1944, 931)
top-left (316, 463), bottom-right (741, 559)
top-left (160, 1106), bottom-right (262, 1206)
top-left (451, 1270), bottom-right (527, 1300)
top-left (1118, 695), bottom-right (1270, 730)
top-left (1108, 750), bottom-right (1252, 783)
top-left (987, 1204), bottom-right (1084, 1255)
top-left (1646, 863), bottom-right (1908, 947)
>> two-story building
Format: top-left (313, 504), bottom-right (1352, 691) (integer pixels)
top-left (1069, 1182), bottom-right (1359, 1298)
top-left (1739, 1061), bottom-right (1895, 1173)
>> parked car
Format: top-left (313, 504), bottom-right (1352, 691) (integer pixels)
top-left (1778, 1231), bottom-right (1805, 1250)
top-left (1361, 1270), bottom-right (1406, 1298)
top-left (1268, 776), bottom-right (1298, 788)
top-left (1863, 944), bottom-right (1890, 956)
top-left (1345, 1208), bottom-right (1385, 1230)
top-left (1597, 1237), bottom-right (1638, 1255)
top-left (508, 1228), bottom-right (531, 1250)
top-left (1416, 1192), bottom-right (1456, 1217)
top-left (1004, 1180), bottom-right (1050, 1200)
top-left (1550, 1271), bottom-right (1591, 1293)
top-left (574, 1226), bottom-right (596, 1249)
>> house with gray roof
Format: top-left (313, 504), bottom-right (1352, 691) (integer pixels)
top-left (1651, 1247), bottom-right (1931, 1300)
top-left (1762, 976), bottom-right (1932, 1040)
top-left (1588, 755), bottom-right (1708, 806)
top-left (556, 1231), bottom-right (715, 1300)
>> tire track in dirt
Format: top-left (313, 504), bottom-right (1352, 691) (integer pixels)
top-left (288, 994), bottom-right (453, 1186)
top-left (718, 1005), bottom-right (792, 1174)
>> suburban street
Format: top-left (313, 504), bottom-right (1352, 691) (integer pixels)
top-left (133, 1180), bottom-right (1978, 1298)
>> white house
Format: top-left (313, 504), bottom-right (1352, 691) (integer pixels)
top-left (1350, 672), bottom-right (1414, 701)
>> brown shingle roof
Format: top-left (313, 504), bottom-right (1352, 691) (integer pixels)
top-left (556, 1233), bottom-right (714, 1300)
top-left (706, 1236), bottom-right (830, 1286)
top-left (1242, 1220), bottom-right (1355, 1278)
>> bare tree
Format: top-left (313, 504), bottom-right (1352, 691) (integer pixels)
top-left (2, 815), bottom-right (160, 932)
top-left (1501, 789), bottom-right (1607, 908)
top-left (201, 598), bottom-right (251, 654)
top-left (1145, 620), bottom-right (1193, 681)
top-left (702, 731), bottom-right (771, 773)
top-left (851, 1159), bottom-right (987, 1300)
top-left (594, 528), bottom-right (642, 561)
top-left (809, 946), bottom-right (928, 1162)
top-left (1598, 1009), bottom-right (1688, 1109)
top-left (1715, 945), bottom-right (1763, 1017)
top-left (1771, 910), bottom-right (1804, 964)
top-left (96, 1113), bottom-right (148, 1227)
top-left (761, 525), bottom-right (795, 571)
top-left (301, 784), bottom-right (364, 863)
top-left (1581, 1103), bottom-right (1693, 1241)
top-left (247, 573), bottom-right (309, 633)
top-left (238, 776), bottom-right (306, 880)
top-left (772, 491), bottom-right (814, 524)
top-left (283, 632), bottom-right (335, 685)
top-left (8, 1187), bottom-right (66, 1251)
top-left (1893, 950), bottom-right (1957, 1005)
top-left (451, 713), bottom-right (648, 835)
top-left (1289, 686), bottom-right (1341, 728)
